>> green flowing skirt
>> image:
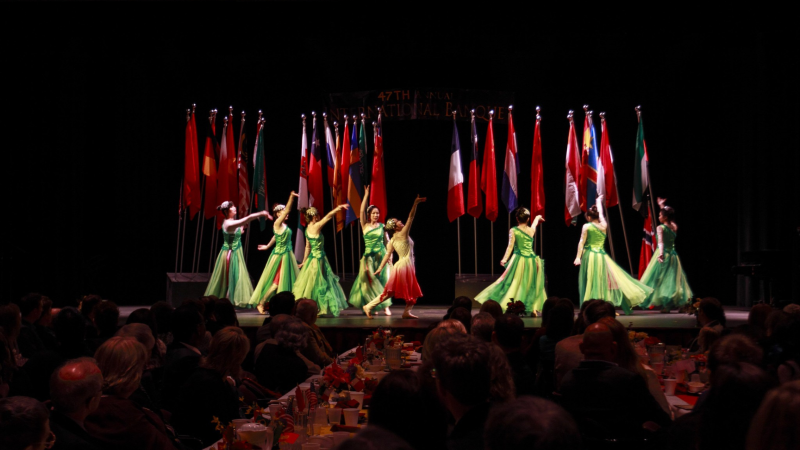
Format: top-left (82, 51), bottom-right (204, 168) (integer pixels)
top-left (639, 249), bottom-right (693, 310)
top-left (348, 252), bottom-right (392, 311)
top-left (205, 247), bottom-right (254, 308)
top-left (475, 254), bottom-right (547, 315)
top-left (249, 251), bottom-right (300, 308)
top-left (579, 248), bottom-right (653, 315)
top-left (292, 255), bottom-right (349, 317)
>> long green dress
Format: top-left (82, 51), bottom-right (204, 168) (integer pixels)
top-left (249, 225), bottom-right (300, 308)
top-left (475, 226), bottom-right (547, 315)
top-left (579, 223), bottom-right (653, 315)
top-left (292, 230), bottom-right (349, 316)
top-left (348, 224), bottom-right (392, 312)
top-left (639, 225), bottom-right (693, 310)
top-left (205, 227), bottom-right (254, 307)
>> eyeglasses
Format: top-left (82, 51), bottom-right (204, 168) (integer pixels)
top-left (44, 431), bottom-right (56, 449)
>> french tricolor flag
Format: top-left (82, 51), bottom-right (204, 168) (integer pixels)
top-left (501, 107), bottom-right (519, 213)
top-left (447, 118), bottom-right (465, 222)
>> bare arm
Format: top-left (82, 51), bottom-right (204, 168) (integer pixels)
top-left (500, 229), bottom-right (515, 267)
top-left (360, 186), bottom-right (370, 227)
top-left (298, 237), bottom-right (311, 268)
top-left (657, 225), bottom-right (665, 263)
top-left (596, 195), bottom-right (607, 231)
top-left (258, 236), bottom-right (276, 251)
top-left (274, 191), bottom-right (299, 228)
top-left (399, 195), bottom-right (426, 237)
top-left (574, 224), bottom-right (589, 265)
top-left (224, 210), bottom-right (269, 232)
top-left (531, 215), bottom-right (544, 236)
top-left (374, 240), bottom-right (394, 274)
top-left (310, 204), bottom-right (349, 233)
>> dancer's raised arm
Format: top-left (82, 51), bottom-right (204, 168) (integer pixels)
top-left (311, 204), bottom-right (349, 232)
top-left (531, 215), bottom-right (544, 233)
top-left (275, 191), bottom-right (299, 228)
top-left (595, 195), bottom-right (607, 231)
top-left (224, 210), bottom-right (271, 232)
top-left (258, 236), bottom-right (276, 251)
top-left (399, 195), bottom-right (426, 237)
top-left (360, 186), bottom-right (371, 227)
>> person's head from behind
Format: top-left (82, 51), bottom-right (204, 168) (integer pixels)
top-left (432, 334), bottom-right (491, 411)
top-left (515, 207), bottom-right (531, 225)
top-left (582, 299), bottom-right (616, 329)
top-left (52, 307), bottom-right (86, 348)
top-left (50, 358), bottom-right (103, 419)
top-left (115, 324), bottom-right (156, 354)
top-left (35, 297), bottom-right (53, 328)
top-left (171, 305), bottom-right (206, 346)
top-left (213, 299), bottom-right (238, 328)
top-left (79, 295), bottom-right (103, 321)
top-left (698, 297), bottom-right (726, 327)
top-left (93, 301), bottom-right (120, 337)
top-left (423, 325), bottom-right (463, 360)
top-left (15, 293), bottom-right (43, 323)
top-left (94, 336), bottom-right (148, 399)
top-left (545, 299), bottom-right (575, 342)
top-left (579, 323), bottom-right (617, 362)
top-left (452, 296), bottom-right (473, 312)
top-left (597, 317), bottom-right (640, 374)
top-left (126, 308), bottom-right (158, 338)
top-left (268, 292), bottom-right (296, 316)
top-left (484, 396), bottom-right (582, 450)
top-left (492, 314), bottom-right (524, 352)
top-left (0, 303), bottom-right (22, 342)
top-left (449, 307), bottom-right (472, 333)
top-left (436, 319), bottom-right (467, 334)
top-left (479, 300), bottom-right (503, 319)
top-left (487, 344), bottom-right (515, 403)
top-left (273, 316), bottom-right (307, 352)
top-left (295, 299), bottom-right (319, 326)
top-left (748, 303), bottom-right (772, 334)
top-left (201, 326), bottom-right (250, 379)
top-left (149, 301), bottom-right (173, 336)
top-left (708, 334), bottom-right (763, 377)
top-left (540, 297), bottom-right (559, 326)
top-left (0, 396), bottom-right (51, 450)
top-left (585, 205), bottom-right (599, 222)
top-left (470, 312), bottom-right (495, 343)
top-left (746, 380), bottom-right (800, 450)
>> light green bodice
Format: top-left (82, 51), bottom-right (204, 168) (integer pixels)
top-left (363, 224), bottom-right (386, 257)
top-left (584, 224), bottom-right (607, 252)
top-left (659, 225), bottom-right (677, 253)
top-left (222, 228), bottom-right (242, 251)
top-left (305, 230), bottom-right (326, 259)
top-left (512, 227), bottom-right (535, 258)
top-left (272, 226), bottom-right (293, 255)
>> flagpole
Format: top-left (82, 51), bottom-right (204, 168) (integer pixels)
top-left (208, 217), bottom-right (217, 273)
top-left (470, 109), bottom-right (478, 277)
top-left (241, 111), bottom-right (252, 261)
top-left (473, 217), bottom-right (478, 276)
top-left (176, 182), bottom-right (184, 273)
top-left (637, 106), bottom-right (659, 228)
top-left (350, 222), bottom-right (355, 277)
top-left (323, 113), bottom-right (340, 278)
top-left (335, 121), bottom-right (346, 278)
top-left (452, 111), bottom-right (462, 277)
top-left (194, 175), bottom-right (206, 273)
top-left (601, 112), bottom-right (633, 272)
top-left (490, 221), bottom-right (494, 277)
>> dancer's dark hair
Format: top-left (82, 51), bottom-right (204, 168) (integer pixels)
top-left (585, 205), bottom-right (599, 221)
top-left (515, 207), bottom-right (531, 224)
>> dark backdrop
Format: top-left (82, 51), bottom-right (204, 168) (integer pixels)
top-left (2, 13), bottom-right (796, 307)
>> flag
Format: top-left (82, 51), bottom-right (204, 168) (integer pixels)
top-left (202, 117), bottom-right (218, 220)
top-left (501, 109), bottom-right (519, 213)
top-left (598, 116), bottom-right (618, 207)
top-left (346, 119), bottom-right (364, 225)
top-left (295, 118), bottom-right (309, 262)
top-left (531, 113), bottom-right (545, 219)
top-left (325, 116), bottom-right (336, 188)
top-left (467, 113), bottom-right (482, 218)
top-left (447, 119), bottom-right (465, 222)
top-left (481, 115), bottom-right (498, 222)
top-left (226, 113), bottom-right (238, 206)
top-left (276, 407), bottom-right (294, 433)
top-left (295, 385), bottom-right (306, 411)
top-left (337, 119), bottom-right (350, 232)
top-left (307, 115), bottom-right (325, 214)
top-left (184, 111), bottom-right (201, 219)
top-left (237, 114), bottom-right (250, 218)
top-left (370, 114), bottom-right (388, 223)
top-left (304, 389), bottom-right (318, 409)
top-left (632, 114), bottom-right (649, 212)
top-left (358, 118), bottom-right (370, 186)
top-left (252, 121), bottom-right (268, 231)
top-left (638, 206), bottom-right (655, 278)
top-left (580, 113), bottom-right (599, 212)
top-left (216, 118), bottom-right (233, 228)
top-left (564, 116), bottom-right (582, 226)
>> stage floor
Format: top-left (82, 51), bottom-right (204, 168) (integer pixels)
top-left (119, 305), bottom-right (749, 330)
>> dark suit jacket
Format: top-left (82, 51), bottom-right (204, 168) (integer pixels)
top-left (50, 410), bottom-right (104, 450)
top-left (255, 342), bottom-right (308, 394)
top-left (506, 350), bottom-right (536, 397)
top-left (85, 395), bottom-right (178, 450)
top-left (18, 319), bottom-right (45, 358)
top-left (161, 342), bottom-right (202, 410)
top-left (560, 360), bottom-right (671, 439)
top-left (172, 367), bottom-right (240, 446)
top-left (446, 402), bottom-right (492, 450)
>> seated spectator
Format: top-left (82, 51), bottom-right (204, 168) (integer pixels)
top-left (33, 297), bottom-right (58, 352)
top-left (535, 298), bottom-right (574, 397)
top-left (487, 344), bottom-right (515, 403)
top-left (470, 312), bottom-right (495, 342)
top-left (49, 358), bottom-right (105, 450)
top-left (0, 396), bottom-right (53, 450)
top-left (85, 337), bottom-right (178, 450)
top-left (525, 297), bottom-right (559, 367)
top-left (444, 296), bottom-right (474, 321)
top-left (253, 314), bottom-right (319, 376)
top-left (479, 299), bottom-right (503, 319)
top-left (126, 308), bottom-right (164, 369)
top-left (554, 299), bottom-right (615, 388)
top-left (484, 396), bottom-right (582, 450)
top-left (295, 299), bottom-right (334, 367)
top-left (432, 334), bottom-right (493, 450)
top-left (52, 307), bottom-right (92, 359)
top-left (88, 300), bottom-right (119, 354)
top-left (449, 307), bottom-right (472, 334)
top-left (761, 311), bottom-right (800, 384)
top-left (336, 425), bottom-right (415, 450)
top-left (161, 306), bottom-right (206, 410)
top-left (746, 380), bottom-right (800, 450)
top-left (436, 319), bottom-right (467, 334)
top-left (255, 315), bottom-right (309, 394)
top-left (690, 297), bottom-right (727, 352)
top-left (738, 302), bottom-right (772, 341)
top-left (0, 304), bottom-right (22, 366)
top-left (209, 298), bottom-right (238, 334)
top-left (255, 291), bottom-right (296, 343)
top-left (116, 324), bottom-right (161, 414)
top-left (173, 327), bottom-right (249, 446)
top-left (369, 370), bottom-right (448, 450)
top-left (559, 323), bottom-right (671, 440)
top-left (150, 301), bottom-right (174, 346)
top-left (1, 332), bottom-right (15, 397)
top-left (493, 314), bottom-right (535, 397)
top-left (78, 295), bottom-right (103, 341)
top-left (14, 293), bottom-right (46, 358)
top-left (422, 325), bottom-right (464, 361)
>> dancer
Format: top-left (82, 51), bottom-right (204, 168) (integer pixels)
top-left (364, 195), bottom-right (426, 319)
top-left (349, 186), bottom-right (393, 315)
top-left (292, 204), bottom-right (350, 317)
top-left (205, 201), bottom-right (272, 307)
top-left (639, 198), bottom-right (693, 312)
top-left (475, 208), bottom-right (547, 316)
top-left (250, 191), bottom-right (301, 314)
top-left (574, 195), bottom-right (652, 315)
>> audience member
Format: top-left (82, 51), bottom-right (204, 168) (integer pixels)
top-left (85, 337), bottom-right (178, 450)
top-left (150, 301), bottom-right (174, 346)
top-left (432, 334), bottom-right (493, 450)
top-left (253, 313), bottom-right (319, 376)
top-left (0, 396), bottom-right (52, 450)
top-left (210, 298), bottom-right (238, 333)
top-left (559, 322), bottom-right (670, 440)
top-left (295, 298), bottom-right (334, 367)
top-left (422, 325), bottom-right (464, 361)
top-left (335, 425), bottom-right (416, 450)
top-left (762, 311), bottom-right (800, 384)
top-left (1, 332), bottom-right (15, 397)
top-left (487, 344), bottom-right (515, 403)
top-left (52, 307), bottom-right (92, 359)
top-left (535, 298), bottom-right (574, 397)
top-left (443, 296), bottom-right (473, 320)
top-left (554, 299), bottom-right (615, 387)
top-left (173, 327), bottom-right (249, 446)
top-left (125, 308), bottom-right (165, 369)
top-left (79, 295), bottom-right (103, 340)
top-left (478, 299), bottom-right (503, 319)
top-left (449, 307), bottom-right (472, 334)
top-left (88, 300), bottom-right (119, 353)
top-left (49, 358), bottom-right (105, 450)
top-left (738, 302), bottom-right (773, 341)
top-left (745, 380), bottom-right (800, 450)
top-left (33, 297), bottom-right (58, 351)
top-left (14, 293), bottom-right (46, 358)
top-left (161, 306), bottom-right (206, 411)
top-left (255, 315), bottom-right (309, 393)
top-left (0, 304), bottom-right (23, 366)
top-left (493, 314), bottom-right (535, 397)
top-left (116, 323), bottom-right (162, 413)
top-left (436, 318), bottom-right (467, 334)
top-left (484, 396), bottom-right (582, 450)
top-left (470, 312), bottom-right (495, 342)
top-left (690, 297), bottom-right (727, 352)
top-left (255, 291), bottom-right (296, 343)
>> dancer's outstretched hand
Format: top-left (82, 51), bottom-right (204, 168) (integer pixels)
top-left (338, 204), bottom-right (350, 211)
top-left (573, 257), bottom-right (582, 266)
top-left (415, 195), bottom-right (427, 204)
top-left (291, 191), bottom-right (299, 198)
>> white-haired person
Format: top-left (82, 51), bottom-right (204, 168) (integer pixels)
top-left (250, 191), bottom-right (300, 313)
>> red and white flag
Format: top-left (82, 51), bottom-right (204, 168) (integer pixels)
top-left (531, 112), bottom-right (545, 219)
top-left (202, 115), bottom-right (219, 220)
top-left (236, 113), bottom-right (250, 217)
top-left (564, 115), bottom-right (582, 226)
top-left (294, 117), bottom-right (309, 262)
top-left (598, 115), bottom-right (618, 207)
top-left (447, 119), bottom-right (465, 222)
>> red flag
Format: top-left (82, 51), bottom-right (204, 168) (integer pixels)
top-left (564, 115), bottom-right (582, 226)
top-left (638, 207), bottom-right (655, 278)
top-left (598, 116), bottom-right (618, 207)
top-left (481, 115), bottom-right (498, 222)
top-left (467, 113), bottom-right (482, 218)
top-left (184, 111), bottom-right (201, 219)
top-left (226, 113), bottom-right (238, 207)
top-left (337, 118), bottom-right (351, 231)
top-left (332, 121), bottom-right (344, 233)
top-left (237, 113), bottom-right (250, 217)
top-left (296, 385), bottom-right (306, 411)
top-left (531, 112), bottom-right (545, 219)
top-left (370, 114), bottom-right (388, 223)
top-left (307, 115), bottom-right (325, 214)
top-left (202, 115), bottom-right (218, 220)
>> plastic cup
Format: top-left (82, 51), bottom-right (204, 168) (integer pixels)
top-left (343, 408), bottom-right (360, 426)
top-left (268, 404), bottom-right (281, 419)
top-left (327, 407), bottom-right (342, 425)
top-left (349, 391), bottom-right (365, 409)
top-left (331, 431), bottom-right (350, 445)
top-left (664, 378), bottom-right (677, 396)
top-left (314, 407), bottom-right (328, 425)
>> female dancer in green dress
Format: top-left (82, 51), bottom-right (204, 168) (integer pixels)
top-left (349, 186), bottom-right (393, 315)
top-left (250, 191), bottom-right (301, 314)
top-left (475, 208), bottom-right (547, 316)
top-left (574, 195), bottom-right (653, 315)
top-left (639, 198), bottom-right (693, 312)
top-left (205, 201), bottom-right (272, 307)
top-left (292, 204), bottom-right (350, 317)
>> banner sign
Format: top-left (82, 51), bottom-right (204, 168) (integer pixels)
top-left (325, 88), bottom-right (515, 123)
